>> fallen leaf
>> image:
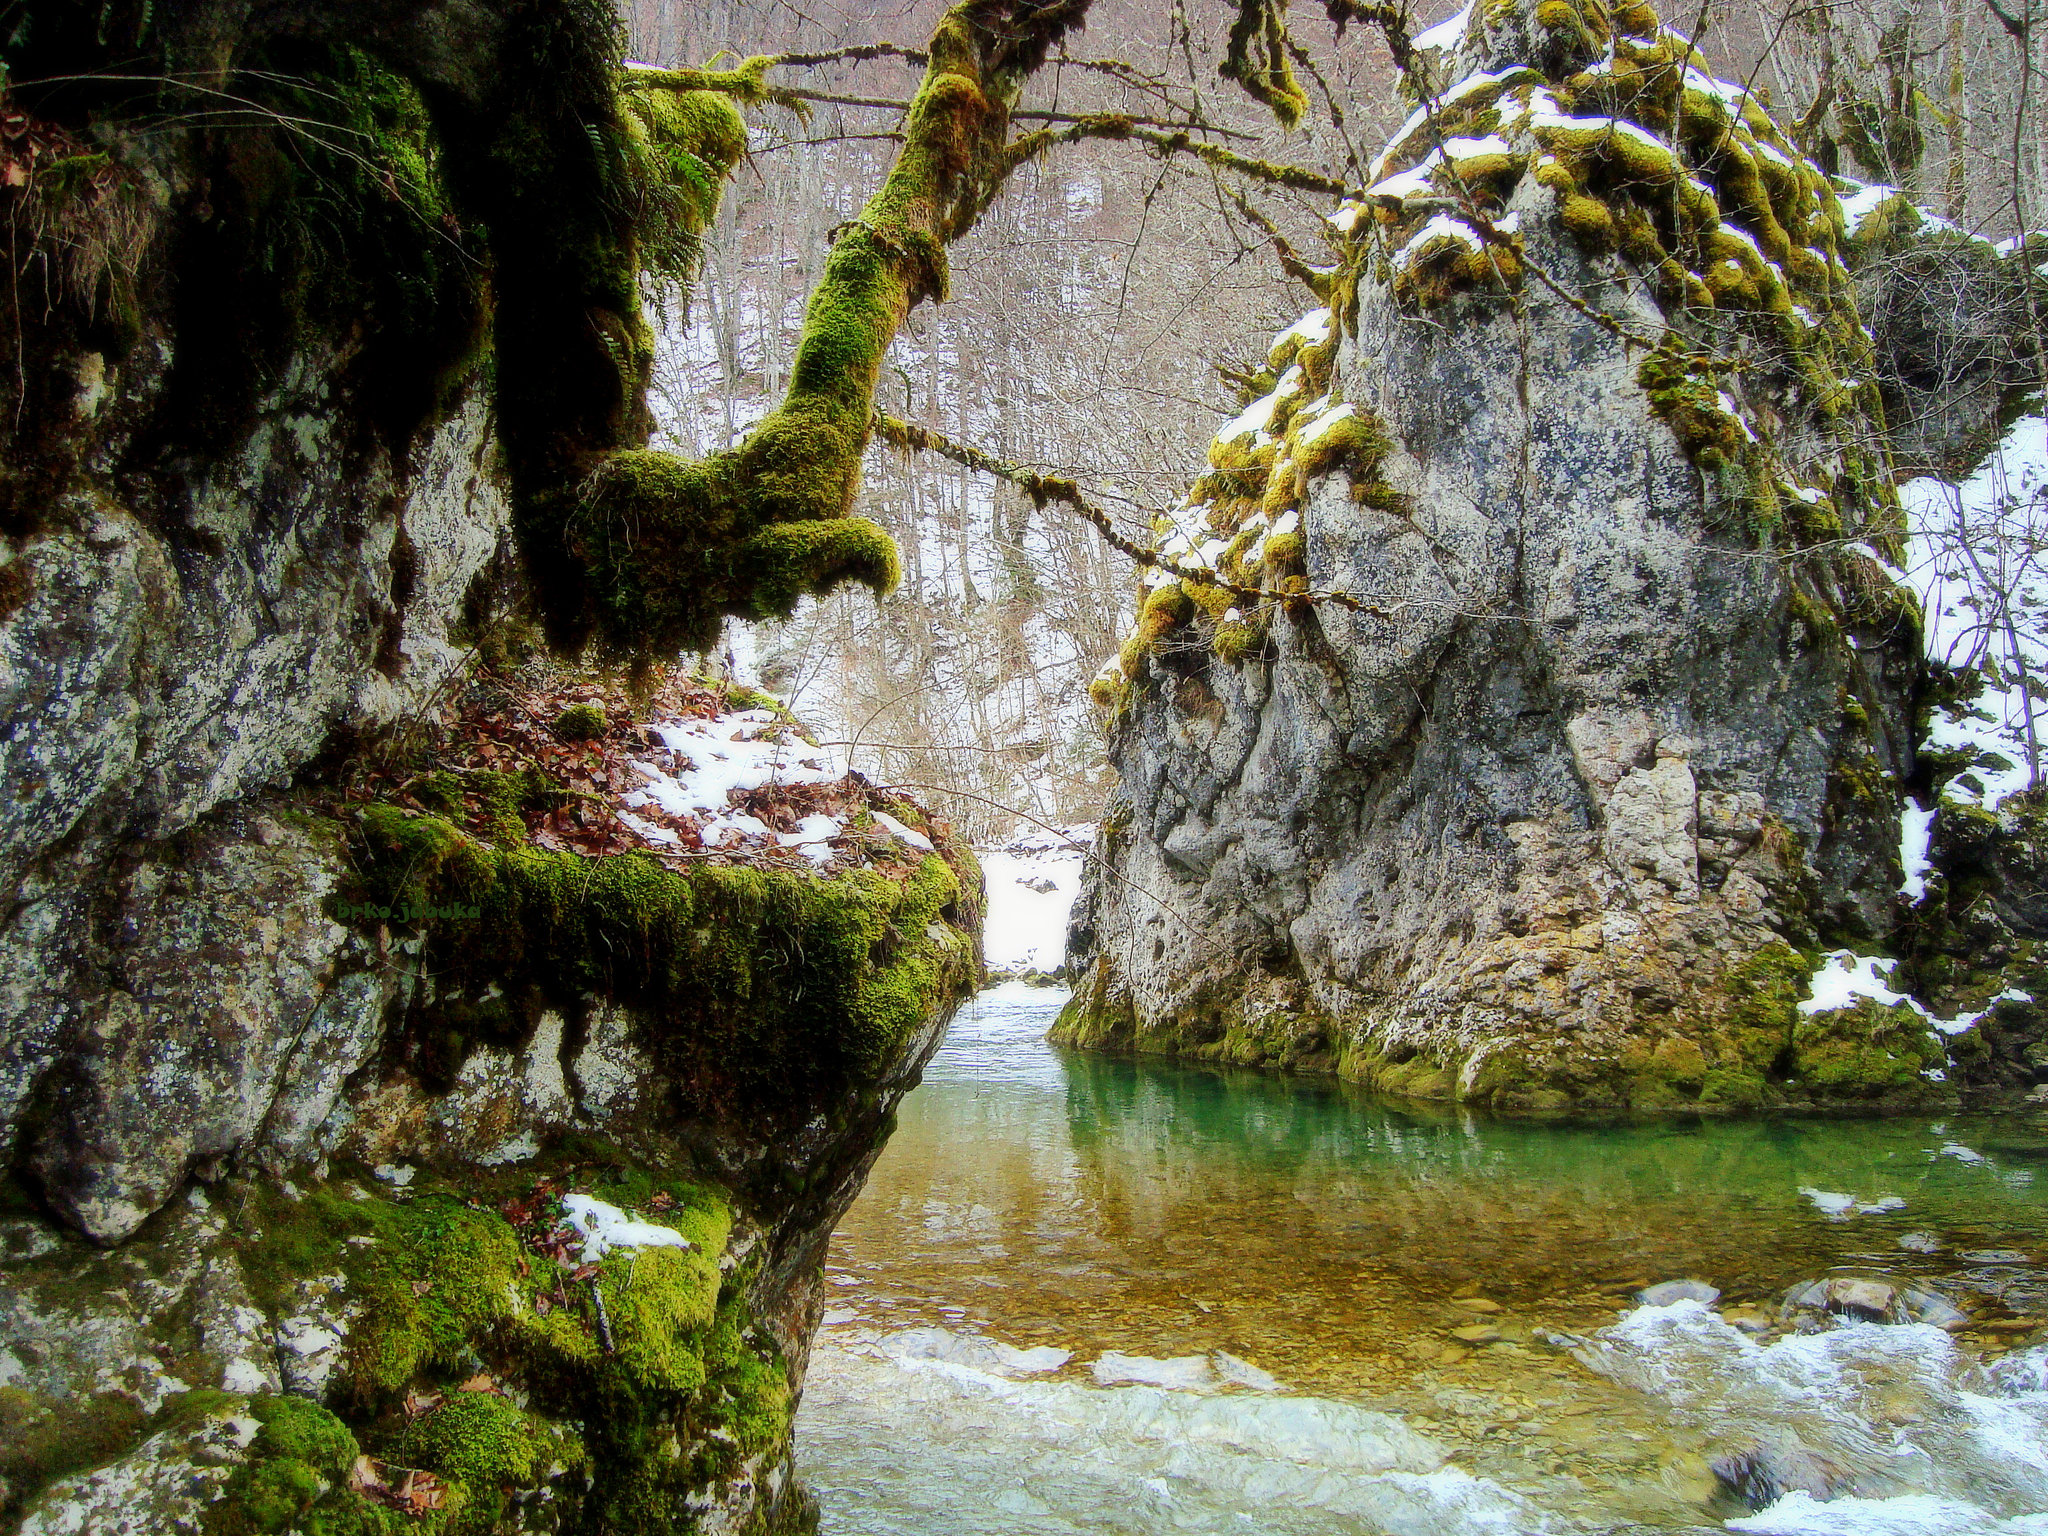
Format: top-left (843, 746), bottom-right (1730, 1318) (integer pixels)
top-left (534, 1293), bottom-right (553, 1316)
top-left (402, 1389), bottom-right (444, 1419)
top-left (570, 1262), bottom-right (601, 1282)
top-left (400, 1467), bottom-right (448, 1513)
top-left (457, 1373), bottom-right (499, 1394)
top-left (347, 1455), bottom-right (390, 1497)
top-left (410, 1279), bottom-right (434, 1297)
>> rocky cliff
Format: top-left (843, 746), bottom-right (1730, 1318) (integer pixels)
top-left (0, 4), bottom-right (979, 1531)
top-left (1062, 0), bottom-right (2048, 1113)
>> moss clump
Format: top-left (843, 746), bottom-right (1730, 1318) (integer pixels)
top-left (206, 1396), bottom-right (364, 1536)
top-left (553, 702), bottom-right (608, 740)
top-left (1791, 999), bottom-right (1946, 1097)
top-left (1212, 617), bottom-right (1265, 664)
top-left (1558, 190), bottom-right (1619, 251)
top-left (1637, 346), bottom-right (1744, 469)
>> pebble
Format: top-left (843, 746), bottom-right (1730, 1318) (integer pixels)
top-left (1451, 1324), bottom-right (1502, 1344)
top-left (1453, 1297), bottom-right (1503, 1313)
top-left (1720, 1305), bottom-right (1773, 1334)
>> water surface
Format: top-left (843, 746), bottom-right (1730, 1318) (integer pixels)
top-left (796, 984), bottom-right (2048, 1534)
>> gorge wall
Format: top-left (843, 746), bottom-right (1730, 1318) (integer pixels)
top-left (0, 3), bottom-right (978, 1531)
top-left (1062, 0), bottom-right (2048, 1113)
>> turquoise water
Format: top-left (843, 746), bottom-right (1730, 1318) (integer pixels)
top-left (795, 984), bottom-right (2048, 1535)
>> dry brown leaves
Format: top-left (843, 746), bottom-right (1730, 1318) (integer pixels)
top-left (349, 666), bottom-right (956, 875)
top-left (348, 1455), bottom-right (448, 1514)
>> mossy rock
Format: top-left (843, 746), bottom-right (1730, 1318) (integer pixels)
top-left (343, 804), bottom-right (979, 1119)
top-left (226, 1164), bottom-right (784, 1535)
top-left (1790, 1000), bottom-right (1947, 1099)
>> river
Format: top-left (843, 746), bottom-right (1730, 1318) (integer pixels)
top-left (793, 982), bottom-right (2048, 1535)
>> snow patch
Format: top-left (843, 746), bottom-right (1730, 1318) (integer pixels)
top-left (559, 1194), bottom-right (693, 1262)
top-left (1412, 2), bottom-right (1472, 52)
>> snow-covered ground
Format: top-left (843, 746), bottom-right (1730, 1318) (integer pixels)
top-left (1798, 399), bottom-right (2046, 1024)
top-left (1899, 408), bottom-right (2048, 812)
top-left (976, 826), bottom-right (1091, 976)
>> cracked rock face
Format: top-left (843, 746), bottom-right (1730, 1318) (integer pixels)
top-left (0, 321), bottom-right (507, 1242)
top-left (1061, 13), bottom-right (1937, 1113)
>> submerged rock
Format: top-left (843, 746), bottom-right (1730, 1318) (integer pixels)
top-left (1637, 1279), bottom-right (1720, 1308)
top-left (1711, 1442), bottom-right (1850, 1510)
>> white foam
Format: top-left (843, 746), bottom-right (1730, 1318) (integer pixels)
top-left (796, 1340), bottom-right (1556, 1534)
top-left (1094, 1351), bottom-right (1216, 1389)
top-left (1729, 1490), bottom-right (2048, 1535)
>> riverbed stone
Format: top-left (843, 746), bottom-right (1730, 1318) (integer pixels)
top-left (1636, 1280), bottom-right (1720, 1308)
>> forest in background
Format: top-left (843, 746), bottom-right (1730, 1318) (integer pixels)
top-left (623, 0), bottom-right (2048, 841)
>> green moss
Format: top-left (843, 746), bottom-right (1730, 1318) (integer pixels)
top-left (1049, 962), bottom-right (1137, 1050)
top-left (251, 1396), bottom-right (359, 1477)
top-left (1791, 999), bottom-right (1945, 1097)
top-left (1558, 191), bottom-right (1619, 251)
top-left (1712, 942), bottom-right (1807, 1073)
top-left (202, 1395), bottom-right (368, 1536)
top-left (1263, 530), bottom-right (1305, 568)
top-left (553, 703), bottom-right (609, 740)
top-left (226, 1162), bottom-right (793, 1536)
top-left (0, 1386), bottom-right (149, 1517)
top-left (346, 806), bottom-right (975, 1113)
top-left (1213, 618), bottom-right (1264, 664)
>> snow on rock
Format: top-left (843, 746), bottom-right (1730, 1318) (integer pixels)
top-left (1798, 950), bottom-right (2025, 1038)
top-left (559, 1194), bottom-right (693, 1262)
top-left (871, 811), bottom-right (935, 852)
top-left (627, 711), bottom-right (845, 836)
top-left (979, 825), bottom-right (1091, 976)
top-left (1412, 1), bottom-right (1471, 52)
top-left (1799, 951), bottom-right (1916, 1016)
top-left (1900, 797), bottom-right (1936, 901)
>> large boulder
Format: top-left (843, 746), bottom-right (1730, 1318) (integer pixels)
top-left (1064, 0), bottom-right (1959, 1112)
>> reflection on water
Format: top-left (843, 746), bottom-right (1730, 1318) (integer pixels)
top-left (795, 984), bottom-right (2048, 1534)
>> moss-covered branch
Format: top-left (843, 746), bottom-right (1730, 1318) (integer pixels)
top-left (1222, 0), bottom-right (1309, 127)
top-left (481, 0), bottom-right (1097, 662)
top-left (998, 114), bottom-right (1360, 196)
top-left (874, 410), bottom-right (1408, 618)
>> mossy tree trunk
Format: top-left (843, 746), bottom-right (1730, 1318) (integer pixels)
top-left (486, 0), bottom-right (1101, 663)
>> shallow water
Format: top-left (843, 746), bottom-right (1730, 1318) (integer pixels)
top-left (794, 984), bottom-right (2048, 1534)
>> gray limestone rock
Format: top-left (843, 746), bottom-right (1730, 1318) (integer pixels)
top-left (16, 1405), bottom-right (261, 1536)
top-left (1061, 6), bottom-right (1940, 1113)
